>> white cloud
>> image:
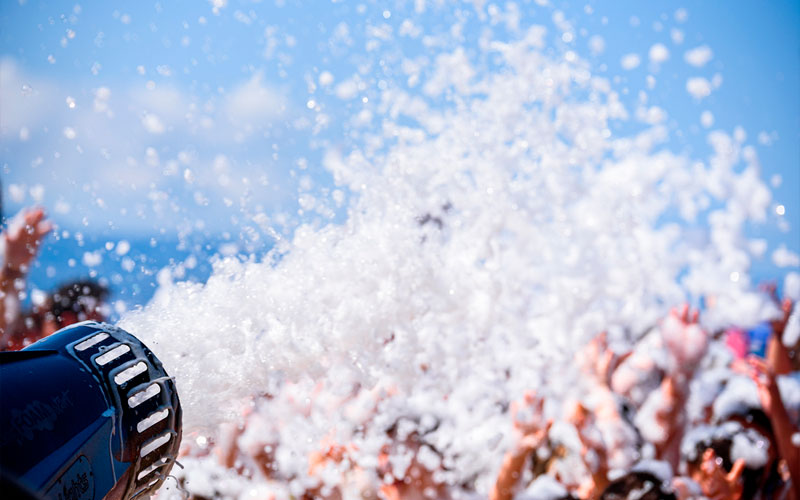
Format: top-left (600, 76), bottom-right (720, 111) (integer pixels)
top-left (0, 58), bottom-right (59, 138)
top-left (225, 72), bottom-right (286, 125)
top-left (93, 86), bottom-right (113, 114)
top-left (142, 113), bottom-right (166, 134)
top-left (131, 85), bottom-right (188, 123)
top-left (1, 57), bottom-right (297, 233)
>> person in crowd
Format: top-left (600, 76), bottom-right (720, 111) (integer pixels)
top-left (0, 206), bottom-right (52, 349)
top-left (683, 421), bottom-right (776, 499)
top-left (40, 279), bottom-right (109, 335)
top-left (1, 278), bottom-right (109, 351)
top-left (735, 356), bottom-right (799, 498)
top-left (598, 470), bottom-right (677, 500)
top-left (375, 415), bottom-right (453, 500)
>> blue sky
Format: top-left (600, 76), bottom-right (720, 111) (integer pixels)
top-left (1, 0), bottom-right (798, 305)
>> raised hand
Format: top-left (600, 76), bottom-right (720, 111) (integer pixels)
top-left (766, 298), bottom-right (797, 375)
top-left (1, 207), bottom-right (53, 341)
top-left (580, 332), bottom-right (632, 389)
top-left (3, 207), bottom-right (53, 272)
top-left (566, 401), bottom-right (610, 494)
top-left (511, 390), bottom-right (552, 452)
top-left (770, 298), bottom-right (793, 338)
top-left (490, 391), bottom-right (552, 500)
top-left (733, 356), bottom-right (778, 414)
top-left (661, 304), bottom-right (708, 374)
top-left (696, 448), bottom-right (744, 500)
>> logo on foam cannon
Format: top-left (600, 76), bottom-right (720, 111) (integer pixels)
top-left (8, 390), bottom-right (74, 444)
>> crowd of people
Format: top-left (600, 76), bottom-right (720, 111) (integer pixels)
top-left (165, 297), bottom-right (799, 499)
top-left (488, 300), bottom-right (799, 500)
top-left (0, 206), bottom-right (109, 351)
top-left (3, 205), bottom-right (798, 500)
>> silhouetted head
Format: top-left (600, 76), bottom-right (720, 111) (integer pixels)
top-left (45, 279), bottom-right (109, 331)
top-left (683, 421), bottom-right (776, 498)
top-left (599, 471), bottom-right (676, 500)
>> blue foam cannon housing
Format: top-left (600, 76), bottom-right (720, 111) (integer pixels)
top-left (0, 321), bottom-right (182, 500)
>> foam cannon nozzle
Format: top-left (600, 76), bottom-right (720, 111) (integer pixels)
top-left (0, 322), bottom-right (182, 500)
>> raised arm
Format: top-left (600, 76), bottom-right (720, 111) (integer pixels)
top-left (654, 305), bottom-right (708, 468)
top-left (490, 391), bottom-right (552, 500)
top-left (738, 356), bottom-right (800, 497)
top-left (0, 207), bottom-right (52, 345)
top-left (767, 298), bottom-right (796, 375)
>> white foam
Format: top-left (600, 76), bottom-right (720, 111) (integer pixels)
top-left (621, 53), bottom-right (641, 70)
top-left (686, 77), bottom-right (713, 99)
top-left (648, 44), bottom-right (669, 64)
top-left (684, 45), bottom-right (713, 67)
top-left (119, 6), bottom-right (786, 497)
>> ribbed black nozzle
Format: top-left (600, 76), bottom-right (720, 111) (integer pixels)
top-left (0, 321), bottom-right (182, 500)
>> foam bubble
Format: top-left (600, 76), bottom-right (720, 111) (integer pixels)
top-left (621, 53), bottom-right (641, 70)
top-left (685, 45), bottom-right (713, 67)
top-left (686, 77), bottom-right (712, 99)
top-left (648, 44), bottom-right (669, 64)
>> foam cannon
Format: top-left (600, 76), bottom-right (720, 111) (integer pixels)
top-left (0, 322), bottom-right (182, 500)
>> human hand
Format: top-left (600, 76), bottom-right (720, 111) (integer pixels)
top-left (3, 207), bottom-right (53, 272)
top-left (565, 402), bottom-right (603, 458)
top-left (732, 356), bottom-right (779, 417)
top-left (582, 332), bottom-right (632, 388)
top-left (565, 400), bottom-right (609, 493)
top-left (662, 304), bottom-right (708, 374)
top-left (309, 432), bottom-right (349, 473)
top-left (214, 421), bottom-right (242, 468)
top-left (696, 448), bottom-right (744, 500)
top-left (770, 298), bottom-right (794, 342)
top-left (511, 391), bottom-right (552, 452)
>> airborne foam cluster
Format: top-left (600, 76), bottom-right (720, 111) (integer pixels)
top-left (122, 19), bottom-right (778, 496)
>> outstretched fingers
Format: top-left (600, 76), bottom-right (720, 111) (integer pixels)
top-left (518, 419), bottom-right (552, 449)
top-left (4, 207), bottom-right (53, 270)
top-left (726, 458), bottom-right (745, 486)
